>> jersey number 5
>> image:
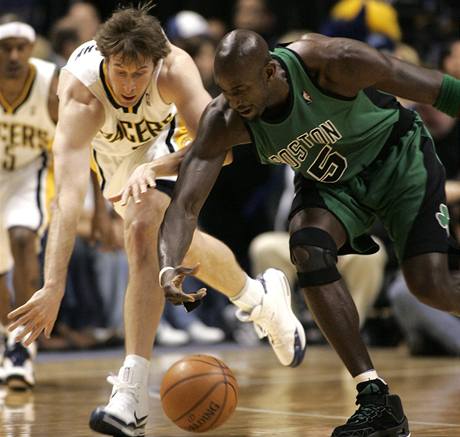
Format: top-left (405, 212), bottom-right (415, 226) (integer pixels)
top-left (307, 144), bottom-right (347, 183)
top-left (3, 144), bottom-right (16, 171)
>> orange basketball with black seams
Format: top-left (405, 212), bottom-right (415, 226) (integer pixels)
top-left (160, 354), bottom-right (239, 433)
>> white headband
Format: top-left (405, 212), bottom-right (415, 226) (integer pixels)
top-left (0, 22), bottom-right (36, 43)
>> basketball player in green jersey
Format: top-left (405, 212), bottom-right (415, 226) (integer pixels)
top-left (157, 30), bottom-right (460, 436)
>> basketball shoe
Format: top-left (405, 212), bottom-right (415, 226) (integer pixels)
top-left (332, 379), bottom-right (410, 437)
top-left (236, 268), bottom-right (307, 367)
top-left (3, 330), bottom-right (36, 390)
top-left (89, 357), bottom-right (149, 437)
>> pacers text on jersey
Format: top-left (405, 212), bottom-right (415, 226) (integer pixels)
top-left (100, 113), bottom-right (174, 144)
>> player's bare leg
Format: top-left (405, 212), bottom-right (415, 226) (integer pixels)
top-left (90, 188), bottom-right (306, 437)
top-left (3, 227), bottom-right (39, 390)
top-left (184, 229), bottom-right (306, 368)
top-left (289, 208), bottom-right (409, 437)
top-left (90, 188), bottom-right (169, 437)
top-left (403, 252), bottom-right (460, 314)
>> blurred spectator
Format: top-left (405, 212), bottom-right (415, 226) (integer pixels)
top-left (206, 17), bottom-right (227, 42)
top-left (233, 0), bottom-right (278, 47)
top-left (440, 39), bottom-right (460, 79)
top-left (67, 1), bottom-right (101, 43)
top-left (48, 17), bottom-right (80, 68)
top-left (180, 35), bottom-right (220, 96)
top-left (161, 292), bottom-right (226, 345)
top-left (166, 10), bottom-right (210, 43)
top-left (388, 272), bottom-right (460, 356)
top-left (321, 0), bottom-right (401, 51)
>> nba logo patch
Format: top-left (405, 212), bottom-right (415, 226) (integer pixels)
top-left (302, 90), bottom-right (312, 103)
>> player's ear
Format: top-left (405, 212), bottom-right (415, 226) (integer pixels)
top-left (265, 60), bottom-right (277, 82)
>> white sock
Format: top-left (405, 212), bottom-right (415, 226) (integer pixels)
top-left (354, 370), bottom-right (386, 385)
top-left (231, 275), bottom-right (265, 312)
top-left (124, 354), bottom-right (150, 369)
top-left (121, 354), bottom-right (150, 383)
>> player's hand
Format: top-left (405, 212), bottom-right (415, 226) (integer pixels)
top-left (160, 264), bottom-right (207, 306)
top-left (109, 163), bottom-right (156, 206)
top-left (7, 286), bottom-right (64, 346)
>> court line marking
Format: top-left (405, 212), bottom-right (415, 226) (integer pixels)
top-left (236, 364), bottom-right (460, 385)
top-left (149, 390), bottom-right (460, 428)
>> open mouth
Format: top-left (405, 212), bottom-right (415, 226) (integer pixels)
top-left (121, 95), bottom-right (136, 103)
top-left (6, 64), bottom-right (21, 74)
top-left (238, 106), bottom-right (253, 117)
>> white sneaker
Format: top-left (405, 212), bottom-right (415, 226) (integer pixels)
top-left (89, 362), bottom-right (149, 436)
top-left (156, 321), bottom-right (190, 346)
top-left (236, 268), bottom-right (307, 367)
top-left (187, 320), bottom-right (225, 344)
top-left (3, 333), bottom-right (36, 390)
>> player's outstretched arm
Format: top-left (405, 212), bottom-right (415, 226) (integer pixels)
top-left (8, 71), bottom-right (104, 344)
top-left (292, 34), bottom-right (458, 114)
top-left (158, 99), bottom-right (242, 305)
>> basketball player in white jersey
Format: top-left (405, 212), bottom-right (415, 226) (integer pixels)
top-left (0, 20), bottom-right (58, 390)
top-left (7, 5), bottom-right (306, 436)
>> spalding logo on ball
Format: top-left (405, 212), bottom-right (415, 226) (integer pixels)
top-left (160, 354), bottom-right (239, 433)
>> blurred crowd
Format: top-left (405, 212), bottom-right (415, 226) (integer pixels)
top-left (1, 0), bottom-right (460, 356)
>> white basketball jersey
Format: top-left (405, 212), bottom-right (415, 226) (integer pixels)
top-left (0, 58), bottom-right (56, 172)
top-left (63, 41), bottom-right (191, 164)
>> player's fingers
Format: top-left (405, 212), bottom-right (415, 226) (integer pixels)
top-left (44, 320), bottom-right (56, 338)
top-left (140, 181), bottom-right (148, 194)
top-left (8, 312), bottom-right (36, 332)
top-left (7, 303), bottom-right (31, 320)
top-left (108, 192), bottom-right (122, 203)
top-left (132, 184), bottom-right (141, 204)
top-left (146, 176), bottom-right (156, 188)
top-left (23, 325), bottom-right (44, 346)
top-left (188, 288), bottom-right (207, 301)
top-left (120, 186), bottom-right (131, 206)
top-left (164, 287), bottom-right (193, 304)
top-left (14, 323), bottom-right (35, 343)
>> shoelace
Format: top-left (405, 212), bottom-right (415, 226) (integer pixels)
top-left (348, 403), bottom-right (385, 424)
top-left (107, 374), bottom-right (141, 405)
top-left (236, 309), bottom-right (283, 347)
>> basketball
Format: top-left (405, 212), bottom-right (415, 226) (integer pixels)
top-left (160, 354), bottom-right (239, 433)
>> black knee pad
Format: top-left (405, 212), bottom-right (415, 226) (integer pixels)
top-left (289, 227), bottom-right (341, 287)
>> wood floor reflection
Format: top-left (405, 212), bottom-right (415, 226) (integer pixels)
top-left (1, 344), bottom-right (459, 436)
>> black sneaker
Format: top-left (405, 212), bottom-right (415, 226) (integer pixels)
top-left (332, 379), bottom-right (410, 437)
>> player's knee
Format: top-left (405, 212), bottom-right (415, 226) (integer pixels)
top-left (289, 227), bottom-right (341, 287)
top-left (125, 217), bottom-right (156, 255)
top-left (9, 226), bottom-right (35, 252)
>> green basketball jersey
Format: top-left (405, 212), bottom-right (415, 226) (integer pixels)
top-left (246, 47), bottom-right (402, 183)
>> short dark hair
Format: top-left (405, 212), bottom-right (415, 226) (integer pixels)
top-left (95, 3), bottom-right (170, 65)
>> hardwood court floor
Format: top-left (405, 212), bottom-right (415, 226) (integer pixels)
top-left (1, 344), bottom-right (459, 436)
